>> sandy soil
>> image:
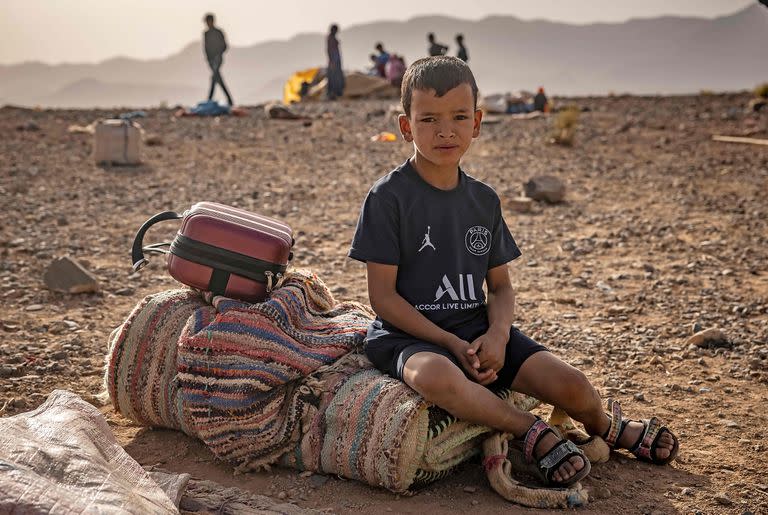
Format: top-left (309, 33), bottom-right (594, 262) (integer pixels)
top-left (1, 92), bottom-right (767, 514)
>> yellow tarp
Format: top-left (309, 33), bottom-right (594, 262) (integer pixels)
top-left (283, 68), bottom-right (320, 105)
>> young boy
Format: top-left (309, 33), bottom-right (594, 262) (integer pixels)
top-left (348, 56), bottom-right (678, 486)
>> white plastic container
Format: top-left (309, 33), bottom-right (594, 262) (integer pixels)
top-left (93, 119), bottom-right (141, 165)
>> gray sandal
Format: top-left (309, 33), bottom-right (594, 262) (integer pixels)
top-left (509, 417), bottom-right (592, 487)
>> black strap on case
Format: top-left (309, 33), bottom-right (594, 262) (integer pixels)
top-left (131, 211), bottom-right (182, 272)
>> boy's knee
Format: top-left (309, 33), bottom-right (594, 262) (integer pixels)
top-left (404, 354), bottom-right (464, 403)
top-left (559, 369), bottom-right (599, 413)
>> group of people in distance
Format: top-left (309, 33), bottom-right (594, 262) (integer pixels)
top-left (202, 13), bottom-right (473, 104)
top-left (367, 43), bottom-right (407, 88)
top-left (367, 33), bottom-right (468, 90)
top-left (427, 32), bottom-right (469, 62)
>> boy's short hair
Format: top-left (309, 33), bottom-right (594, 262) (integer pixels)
top-left (400, 56), bottom-right (479, 117)
top-left (204, 13), bottom-right (214, 23)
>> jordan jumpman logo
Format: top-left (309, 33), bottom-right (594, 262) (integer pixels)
top-left (419, 226), bottom-right (436, 252)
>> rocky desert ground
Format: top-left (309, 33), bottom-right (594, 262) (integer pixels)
top-left (1, 91), bottom-right (767, 514)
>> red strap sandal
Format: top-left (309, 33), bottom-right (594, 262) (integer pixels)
top-left (603, 398), bottom-right (679, 465)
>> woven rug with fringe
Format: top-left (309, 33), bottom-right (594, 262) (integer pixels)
top-left (105, 270), bottom-right (541, 493)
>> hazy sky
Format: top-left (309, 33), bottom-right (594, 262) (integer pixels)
top-left (1, 0), bottom-right (755, 65)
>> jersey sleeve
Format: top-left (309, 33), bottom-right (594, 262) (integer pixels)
top-left (348, 190), bottom-right (400, 265)
top-left (488, 200), bottom-right (521, 268)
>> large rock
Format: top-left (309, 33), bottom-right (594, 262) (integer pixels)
top-left (43, 257), bottom-right (99, 294)
top-left (685, 327), bottom-right (730, 349)
top-left (524, 176), bottom-right (566, 203)
top-left (264, 102), bottom-right (303, 120)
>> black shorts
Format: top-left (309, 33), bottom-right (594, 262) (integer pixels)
top-left (364, 314), bottom-right (547, 391)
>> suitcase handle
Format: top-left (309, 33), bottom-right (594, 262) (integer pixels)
top-left (131, 211), bottom-right (182, 272)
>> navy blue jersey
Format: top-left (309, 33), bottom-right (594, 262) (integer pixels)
top-left (349, 160), bottom-right (521, 334)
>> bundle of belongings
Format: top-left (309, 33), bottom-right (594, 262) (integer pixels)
top-left (174, 100), bottom-right (248, 117)
top-left (480, 91), bottom-right (548, 116)
top-left (283, 68), bottom-right (399, 104)
top-left (106, 270), bottom-right (602, 508)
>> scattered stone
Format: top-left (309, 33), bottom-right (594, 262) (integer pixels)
top-left (43, 256), bottom-right (99, 294)
top-left (507, 197), bottom-right (533, 213)
top-left (25, 304), bottom-right (44, 312)
top-left (723, 420), bottom-right (740, 429)
top-left (0, 365), bottom-right (19, 378)
top-left (523, 175), bottom-right (565, 203)
top-left (309, 474), bottom-right (328, 488)
top-left (571, 277), bottom-right (588, 288)
top-left (633, 392), bottom-right (645, 401)
top-left (50, 350), bottom-right (68, 361)
top-left (16, 121), bottom-right (40, 132)
top-left (681, 487), bottom-right (692, 496)
top-left (265, 102), bottom-right (303, 120)
top-left (592, 486), bottom-right (611, 500)
top-left (685, 328), bottom-right (730, 349)
top-left (595, 281), bottom-right (613, 293)
top-left (114, 287), bottom-right (135, 296)
top-left (144, 134), bottom-right (163, 146)
top-left (714, 493), bottom-right (733, 506)
top-left (463, 486), bottom-right (477, 493)
top-left (47, 321), bottom-right (70, 335)
top-left (277, 491), bottom-right (287, 500)
top-left (2, 323), bottom-right (20, 332)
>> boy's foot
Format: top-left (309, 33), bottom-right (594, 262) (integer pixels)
top-left (603, 398), bottom-right (679, 464)
top-left (534, 430), bottom-right (588, 483)
top-left (614, 420), bottom-right (677, 461)
top-left (516, 418), bottom-right (590, 486)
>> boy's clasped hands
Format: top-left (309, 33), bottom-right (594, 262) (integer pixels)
top-left (452, 328), bottom-right (507, 385)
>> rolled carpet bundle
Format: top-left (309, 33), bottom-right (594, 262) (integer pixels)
top-left (105, 270), bottom-right (544, 494)
top-left (105, 288), bottom-right (213, 432)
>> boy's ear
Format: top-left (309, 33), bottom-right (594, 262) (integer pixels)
top-left (398, 114), bottom-right (413, 142)
top-left (472, 109), bottom-right (483, 138)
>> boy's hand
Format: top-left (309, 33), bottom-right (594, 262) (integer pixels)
top-left (448, 337), bottom-right (497, 385)
top-left (468, 327), bottom-right (508, 378)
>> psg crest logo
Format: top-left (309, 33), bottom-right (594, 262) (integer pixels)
top-left (465, 226), bottom-right (490, 256)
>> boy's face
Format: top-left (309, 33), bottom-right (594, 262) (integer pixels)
top-left (399, 84), bottom-right (482, 169)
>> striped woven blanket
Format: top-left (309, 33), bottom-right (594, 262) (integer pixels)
top-left (105, 270), bottom-right (539, 492)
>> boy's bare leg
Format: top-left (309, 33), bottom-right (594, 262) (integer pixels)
top-left (510, 352), bottom-right (676, 460)
top-left (402, 352), bottom-right (585, 483)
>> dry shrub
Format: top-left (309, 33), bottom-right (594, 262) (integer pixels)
top-left (754, 83), bottom-right (768, 99)
top-left (551, 106), bottom-right (580, 146)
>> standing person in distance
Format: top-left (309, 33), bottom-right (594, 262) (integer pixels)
top-left (456, 34), bottom-right (469, 63)
top-left (326, 24), bottom-right (345, 100)
top-left (427, 32), bottom-right (448, 57)
top-left (374, 43), bottom-right (390, 78)
top-left (203, 13), bottom-right (234, 106)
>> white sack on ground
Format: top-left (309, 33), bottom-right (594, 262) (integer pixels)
top-left (0, 389), bottom-right (187, 514)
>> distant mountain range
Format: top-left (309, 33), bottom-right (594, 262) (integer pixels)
top-left (1, 4), bottom-right (767, 108)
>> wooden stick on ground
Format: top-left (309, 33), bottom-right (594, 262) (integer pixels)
top-left (712, 135), bottom-right (768, 146)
